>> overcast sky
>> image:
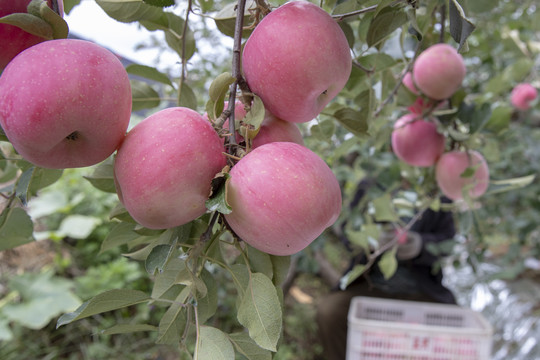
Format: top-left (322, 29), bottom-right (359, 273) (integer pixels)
top-left (64, 1), bottom-right (186, 67)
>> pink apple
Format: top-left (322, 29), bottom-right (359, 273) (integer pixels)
top-left (435, 150), bottom-right (490, 201)
top-left (391, 113), bottom-right (445, 167)
top-left (114, 107), bottom-right (227, 229)
top-left (0, 0), bottom-right (64, 71)
top-left (225, 142), bottom-right (342, 256)
top-left (252, 112), bottom-right (304, 148)
top-left (242, 1), bottom-right (351, 123)
top-left (413, 43), bottom-right (466, 100)
top-left (402, 72), bottom-right (419, 95)
top-left (510, 83), bottom-right (537, 111)
top-left (0, 39), bottom-right (131, 169)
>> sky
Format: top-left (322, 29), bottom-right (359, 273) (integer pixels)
top-left (63, 1), bottom-right (221, 69)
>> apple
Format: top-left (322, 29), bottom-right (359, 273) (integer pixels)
top-left (435, 150), bottom-right (490, 201)
top-left (402, 72), bottom-right (419, 95)
top-left (0, 38), bottom-right (131, 169)
top-left (0, 0), bottom-right (64, 71)
top-left (412, 43), bottom-right (466, 100)
top-left (218, 102), bottom-right (304, 147)
top-left (391, 113), bottom-right (445, 167)
top-left (114, 107), bottom-right (227, 230)
top-left (224, 142), bottom-right (342, 256)
top-left (242, 1), bottom-right (352, 123)
top-left (252, 112), bottom-right (304, 148)
top-left (510, 83), bottom-right (537, 111)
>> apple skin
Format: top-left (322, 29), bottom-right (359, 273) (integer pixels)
top-left (242, 1), bottom-right (352, 123)
top-left (252, 112), bottom-right (304, 148)
top-left (391, 113), bottom-right (445, 167)
top-left (224, 142), bottom-right (342, 256)
top-left (0, 39), bottom-right (131, 169)
top-left (0, 0), bottom-right (64, 71)
top-left (413, 43), bottom-right (466, 100)
top-left (435, 150), bottom-right (489, 201)
top-left (402, 72), bottom-right (419, 95)
top-left (114, 107), bottom-right (227, 230)
top-left (510, 83), bottom-right (538, 111)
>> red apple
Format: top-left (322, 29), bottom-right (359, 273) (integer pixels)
top-left (402, 72), bottom-right (419, 95)
top-left (114, 107), bottom-right (227, 229)
top-left (224, 142), bottom-right (342, 256)
top-left (435, 150), bottom-right (490, 201)
top-left (510, 83), bottom-right (537, 111)
top-left (0, 39), bottom-right (131, 169)
top-left (391, 113), bottom-right (445, 167)
top-left (0, 0), bottom-right (64, 71)
top-left (413, 43), bottom-right (466, 100)
top-left (252, 112), bottom-right (304, 148)
top-left (242, 1), bottom-right (351, 123)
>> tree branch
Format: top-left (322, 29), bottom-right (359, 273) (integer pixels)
top-left (331, 5), bottom-right (378, 22)
top-left (178, 0), bottom-right (193, 105)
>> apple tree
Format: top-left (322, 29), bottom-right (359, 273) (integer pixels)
top-left (0, 0), bottom-right (538, 358)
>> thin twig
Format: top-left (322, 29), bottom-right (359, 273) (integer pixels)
top-left (373, 42), bottom-right (422, 117)
top-left (439, 4), bottom-right (446, 43)
top-left (178, 0), bottom-right (193, 105)
top-left (332, 5), bottom-right (378, 22)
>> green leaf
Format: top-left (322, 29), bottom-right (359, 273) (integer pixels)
top-left (270, 255), bottom-right (290, 287)
top-left (178, 82), bottom-right (198, 110)
top-left (56, 214), bottom-right (101, 239)
top-left (448, 0), bottom-right (476, 51)
top-left (100, 222), bottom-right (139, 254)
top-left (196, 269), bottom-right (218, 324)
top-left (0, 207), bottom-right (34, 251)
top-left (83, 157), bottom-right (116, 193)
top-left (237, 273), bottom-right (282, 352)
top-left (131, 79), bottom-right (161, 111)
top-left (243, 95), bottom-right (266, 138)
top-left (145, 244), bottom-right (174, 275)
top-left (36, 0), bottom-right (69, 39)
top-left (340, 264), bottom-right (366, 290)
top-left (4, 271), bottom-right (81, 329)
top-left (311, 119), bottom-right (336, 140)
top-left (0, 318), bottom-right (13, 341)
top-left (0, 13), bottom-right (53, 39)
top-left (207, 73), bottom-right (235, 120)
top-left (206, 173), bottom-right (232, 214)
top-left (162, 13), bottom-right (196, 60)
top-left (126, 64), bottom-right (174, 87)
top-left (152, 257), bottom-right (187, 299)
top-left (96, 0), bottom-right (164, 23)
top-left (245, 245), bottom-right (273, 280)
top-left (487, 174), bottom-right (535, 195)
top-left (196, 326), bottom-right (235, 360)
top-left (372, 194), bottom-right (398, 222)
top-left (16, 167), bottom-right (63, 205)
top-left (333, 107), bottom-right (369, 137)
top-left (214, 0), bottom-right (255, 38)
top-left (378, 246), bottom-right (398, 280)
top-left (56, 289), bottom-right (151, 328)
top-left (366, 7), bottom-right (408, 48)
top-left (156, 289), bottom-right (189, 345)
top-left (228, 331), bottom-right (272, 360)
top-left (101, 324), bottom-right (157, 335)
top-left (142, 0), bottom-right (175, 7)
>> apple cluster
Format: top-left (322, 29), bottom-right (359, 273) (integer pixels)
top-left (0, 1), bottom-right (349, 257)
top-left (393, 43), bottom-right (490, 201)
